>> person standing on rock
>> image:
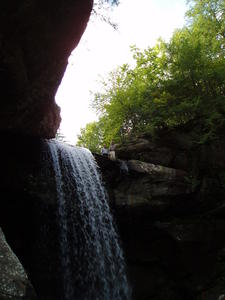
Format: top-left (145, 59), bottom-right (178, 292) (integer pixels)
top-left (101, 144), bottom-right (109, 157)
top-left (109, 140), bottom-right (116, 160)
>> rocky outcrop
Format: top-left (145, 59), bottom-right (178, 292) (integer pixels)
top-left (116, 126), bottom-right (225, 173)
top-left (114, 160), bottom-right (192, 211)
top-left (0, 227), bottom-right (37, 300)
top-left (95, 154), bottom-right (198, 216)
top-left (116, 132), bottom-right (192, 170)
top-left (0, 0), bottom-right (93, 138)
top-left (95, 143), bottom-right (225, 300)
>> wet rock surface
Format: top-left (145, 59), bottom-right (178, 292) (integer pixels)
top-left (0, 227), bottom-right (37, 300)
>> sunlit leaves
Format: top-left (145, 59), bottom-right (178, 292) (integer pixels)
top-left (77, 0), bottom-right (225, 151)
top-left (77, 122), bottom-right (103, 152)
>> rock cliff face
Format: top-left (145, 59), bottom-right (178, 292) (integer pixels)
top-left (95, 129), bottom-right (225, 300)
top-left (0, 0), bottom-right (93, 138)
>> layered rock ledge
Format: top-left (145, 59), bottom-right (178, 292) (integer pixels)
top-left (94, 136), bottom-right (225, 300)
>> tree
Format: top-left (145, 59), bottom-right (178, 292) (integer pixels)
top-left (91, 0), bottom-right (120, 30)
top-left (78, 0), bottom-right (225, 149)
top-left (76, 121), bottom-right (103, 152)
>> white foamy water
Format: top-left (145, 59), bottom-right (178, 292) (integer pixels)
top-left (47, 139), bottom-right (131, 300)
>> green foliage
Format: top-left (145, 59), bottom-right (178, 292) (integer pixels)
top-left (77, 0), bottom-right (225, 151)
top-left (92, 0), bottom-right (119, 30)
top-left (76, 122), bottom-right (103, 153)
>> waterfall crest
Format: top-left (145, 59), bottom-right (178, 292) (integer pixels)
top-left (47, 139), bottom-right (131, 300)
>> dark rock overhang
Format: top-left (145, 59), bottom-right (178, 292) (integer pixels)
top-left (0, 0), bottom-right (93, 138)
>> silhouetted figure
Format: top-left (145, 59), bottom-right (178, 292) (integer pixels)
top-left (101, 144), bottom-right (109, 157)
top-left (109, 141), bottom-right (116, 160)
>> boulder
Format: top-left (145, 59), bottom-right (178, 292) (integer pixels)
top-left (116, 131), bottom-right (192, 170)
top-left (114, 159), bottom-right (191, 210)
top-left (95, 155), bottom-right (194, 217)
top-left (0, 227), bottom-right (37, 300)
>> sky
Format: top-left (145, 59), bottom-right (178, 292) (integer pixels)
top-left (55, 0), bottom-right (188, 144)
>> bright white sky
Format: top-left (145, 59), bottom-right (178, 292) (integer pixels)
top-left (56, 0), bottom-right (188, 144)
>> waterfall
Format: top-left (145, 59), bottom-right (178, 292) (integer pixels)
top-left (47, 139), bottom-right (131, 300)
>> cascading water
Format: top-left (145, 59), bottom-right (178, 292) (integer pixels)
top-left (47, 139), bottom-right (131, 300)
